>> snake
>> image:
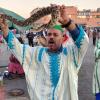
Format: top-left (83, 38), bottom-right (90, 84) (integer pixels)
top-left (0, 5), bottom-right (60, 31)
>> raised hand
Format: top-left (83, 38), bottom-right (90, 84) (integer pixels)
top-left (50, 4), bottom-right (70, 25)
top-left (59, 5), bottom-right (77, 30)
top-left (0, 15), bottom-right (9, 37)
top-left (59, 5), bottom-right (70, 25)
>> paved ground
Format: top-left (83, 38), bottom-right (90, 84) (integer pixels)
top-left (0, 38), bottom-right (96, 100)
top-left (78, 38), bottom-right (95, 100)
top-left (0, 74), bottom-right (30, 100)
top-left (5, 78), bottom-right (29, 100)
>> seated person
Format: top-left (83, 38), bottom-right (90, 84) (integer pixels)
top-left (7, 37), bottom-right (25, 79)
top-left (7, 54), bottom-right (25, 79)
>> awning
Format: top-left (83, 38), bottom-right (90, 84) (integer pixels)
top-left (0, 7), bottom-right (31, 30)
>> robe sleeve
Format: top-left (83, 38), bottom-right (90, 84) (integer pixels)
top-left (67, 25), bottom-right (89, 72)
top-left (4, 31), bottom-right (34, 67)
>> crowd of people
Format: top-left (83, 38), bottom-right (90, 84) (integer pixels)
top-left (0, 4), bottom-right (100, 100)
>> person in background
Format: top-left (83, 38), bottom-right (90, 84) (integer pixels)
top-left (26, 29), bottom-right (35, 47)
top-left (7, 54), bottom-right (25, 79)
top-left (93, 28), bottom-right (98, 46)
top-left (7, 37), bottom-right (25, 79)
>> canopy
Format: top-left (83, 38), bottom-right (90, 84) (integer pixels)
top-left (0, 7), bottom-right (31, 30)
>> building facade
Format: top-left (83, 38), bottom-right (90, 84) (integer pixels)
top-left (66, 6), bottom-right (100, 28)
top-left (30, 6), bottom-right (100, 28)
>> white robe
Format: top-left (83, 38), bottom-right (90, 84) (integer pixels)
top-left (5, 26), bottom-right (89, 100)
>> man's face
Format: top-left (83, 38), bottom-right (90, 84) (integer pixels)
top-left (46, 29), bottom-right (63, 52)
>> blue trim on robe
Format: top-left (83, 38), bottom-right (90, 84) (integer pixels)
top-left (75, 26), bottom-right (85, 48)
top-left (38, 48), bottom-right (45, 62)
top-left (48, 52), bottom-right (60, 100)
top-left (63, 47), bottom-right (67, 55)
top-left (68, 25), bottom-right (85, 48)
top-left (5, 31), bottom-right (15, 49)
top-left (49, 53), bottom-right (60, 87)
top-left (68, 25), bottom-right (80, 41)
top-left (46, 46), bottom-right (67, 96)
top-left (72, 48), bottom-right (78, 68)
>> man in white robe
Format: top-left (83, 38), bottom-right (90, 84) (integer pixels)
top-left (0, 5), bottom-right (89, 100)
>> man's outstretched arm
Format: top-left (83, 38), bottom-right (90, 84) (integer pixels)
top-left (0, 17), bottom-right (32, 66)
top-left (59, 5), bottom-right (89, 71)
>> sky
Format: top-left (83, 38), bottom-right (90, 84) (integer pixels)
top-left (0, 0), bottom-right (100, 18)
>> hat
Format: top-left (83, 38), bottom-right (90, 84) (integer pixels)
top-left (52, 24), bottom-right (64, 33)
